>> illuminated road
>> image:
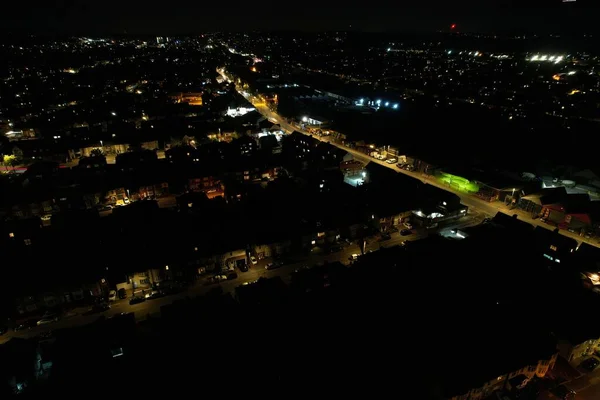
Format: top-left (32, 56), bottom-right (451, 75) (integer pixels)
top-left (215, 68), bottom-right (599, 249)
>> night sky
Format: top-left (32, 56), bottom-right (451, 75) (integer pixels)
top-left (1, 0), bottom-right (598, 34)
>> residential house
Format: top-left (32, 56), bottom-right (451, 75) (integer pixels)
top-left (116, 269), bottom-right (164, 297)
top-left (313, 142), bottom-right (348, 170)
top-left (519, 187), bottom-right (567, 221)
top-left (412, 185), bottom-right (467, 228)
top-left (447, 332), bottom-right (558, 400)
top-left (532, 226), bottom-right (578, 265)
top-left (231, 135), bottom-right (258, 157)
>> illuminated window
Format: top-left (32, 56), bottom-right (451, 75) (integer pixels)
top-left (550, 245), bottom-right (558, 251)
top-left (317, 232), bottom-right (325, 238)
top-left (24, 239), bottom-right (31, 246)
top-left (9, 232), bottom-right (14, 238)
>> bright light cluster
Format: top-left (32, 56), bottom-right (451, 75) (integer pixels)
top-left (529, 55), bottom-right (565, 64)
top-left (356, 98), bottom-right (399, 109)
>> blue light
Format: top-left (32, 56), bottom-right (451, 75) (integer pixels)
top-left (376, 99), bottom-right (381, 104)
top-left (385, 102), bottom-right (389, 107)
top-left (393, 104), bottom-right (399, 109)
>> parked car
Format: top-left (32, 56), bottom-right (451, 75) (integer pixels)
top-left (380, 233), bottom-right (392, 241)
top-left (385, 158), bottom-right (397, 164)
top-left (403, 222), bottom-right (413, 229)
top-left (266, 262), bottom-right (283, 270)
top-left (294, 265), bottom-right (310, 273)
top-left (400, 229), bottom-right (412, 236)
top-left (580, 357), bottom-right (599, 372)
top-left (551, 385), bottom-right (576, 400)
top-left (250, 256), bottom-right (258, 265)
top-left (238, 263), bottom-right (249, 272)
top-left (0, 325), bottom-right (8, 335)
top-left (227, 272), bottom-right (238, 280)
top-left (108, 290), bottom-right (117, 302)
top-left (146, 290), bottom-right (165, 300)
top-left (329, 245), bottom-right (342, 253)
top-left (37, 313), bottom-right (59, 326)
top-left (14, 319), bottom-right (37, 331)
top-left (117, 288), bottom-right (127, 299)
top-left (129, 296), bottom-right (146, 305)
top-left (86, 303), bottom-right (111, 314)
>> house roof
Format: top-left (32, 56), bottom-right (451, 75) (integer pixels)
top-left (562, 194), bottom-right (591, 215)
top-left (521, 187), bottom-right (567, 206)
top-left (492, 212), bottom-right (535, 235)
top-left (532, 226), bottom-right (578, 251)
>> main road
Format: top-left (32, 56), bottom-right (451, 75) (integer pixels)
top-left (216, 68), bottom-right (599, 249)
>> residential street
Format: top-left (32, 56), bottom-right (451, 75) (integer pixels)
top-left (0, 211), bottom-right (483, 345)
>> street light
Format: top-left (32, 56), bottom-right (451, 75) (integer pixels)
top-left (165, 265), bottom-right (169, 271)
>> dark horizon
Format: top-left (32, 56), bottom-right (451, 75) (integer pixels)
top-left (1, 0), bottom-right (599, 35)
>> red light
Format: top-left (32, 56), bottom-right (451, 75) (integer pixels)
top-left (451, 24), bottom-right (456, 29)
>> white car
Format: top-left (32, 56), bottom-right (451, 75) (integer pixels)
top-left (37, 314), bottom-right (58, 326)
top-left (403, 222), bottom-right (413, 230)
top-left (108, 290), bottom-right (117, 302)
top-left (250, 256), bottom-right (258, 265)
top-left (41, 214), bottom-right (52, 221)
